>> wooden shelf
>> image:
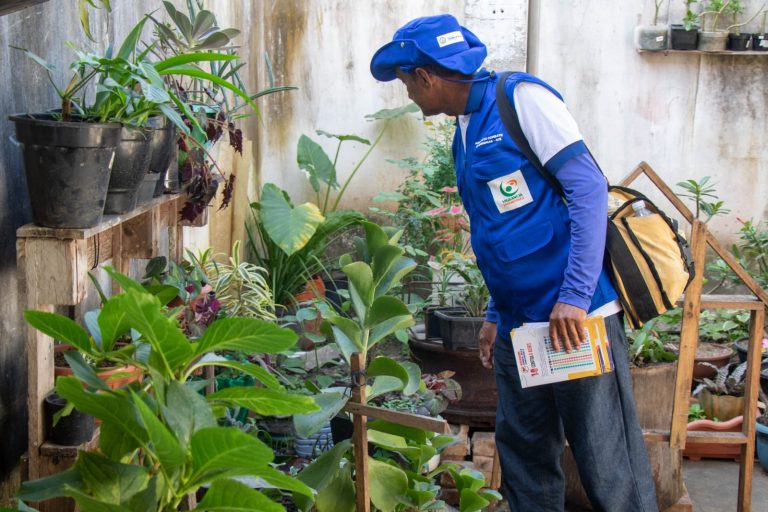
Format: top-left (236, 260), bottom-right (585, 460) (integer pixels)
top-left (678, 293), bottom-right (763, 310)
top-left (638, 49), bottom-right (768, 56)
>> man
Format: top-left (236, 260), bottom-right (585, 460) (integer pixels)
top-left (370, 14), bottom-right (658, 512)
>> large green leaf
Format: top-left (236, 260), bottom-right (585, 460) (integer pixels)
top-left (368, 420), bottom-right (429, 444)
top-left (157, 66), bottom-right (260, 114)
top-left (367, 429), bottom-right (408, 449)
top-left (116, 289), bottom-right (193, 373)
top-left (56, 377), bottom-right (147, 446)
top-left (293, 392), bottom-right (348, 438)
top-left (314, 467), bottom-right (355, 512)
top-left (368, 314), bottom-right (415, 348)
top-left (369, 376), bottom-right (405, 399)
top-left (366, 297), bottom-right (411, 328)
top-left (188, 427), bottom-right (273, 486)
top-left (75, 451), bottom-right (149, 505)
top-left (24, 310), bottom-right (92, 354)
top-left (193, 479), bottom-right (283, 512)
top-left (316, 129), bottom-right (370, 144)
top-left (296, 440), bottom-right (353, 512)
top-left (98, 297), bottom-right (132, 351)
top-left (400, 361), bottom-right (422, 396)
top-left (361, 221), bottom-right (390, 260)
top-left (297, 135), bottom-right (337, 193)
top-left (63, 351), bottom-right (108, 391)
top-left (130, 391), bottom-right (186, 470)
top-left (259, 183), bottom-right (324, 256)
top-left (342, 261), bottom-right (374, 314)
top-left (162, 381), bottom-right (216, 449)
top-left (18, 468), bottom-right (83, 501)
top-left (154, 52), bottom-right (238, 72)
top-left (459, 489), bottom-right (490, 512)
top-left (100, 420), bottom-right (141, 461)
top-left (365, 103), bottom-right (420, 120)
top-left (195, 360), bottom-right (282, 390)
top-left (206, 387), bottom-right (319, 416)
top-left (371, 244), bottom-right (405, 282)
top-left (66, 488), bottom-right (133, 512)
top-left (367, 356), bottom-right (409, 386)
top-left (194, 317), bottom-right (297, 357)
top-left (322, 316), bottom-right (362, 362)
top-left (116, 16), bottom-right (148, 62)
top-left (368, 458), bottom-right (409, 512)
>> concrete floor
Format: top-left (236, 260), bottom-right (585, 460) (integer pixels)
top-left (684, 459), bottom-right (768, 512)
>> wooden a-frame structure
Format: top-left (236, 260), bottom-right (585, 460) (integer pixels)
top-left (621, 162), bottom-right (768, 512)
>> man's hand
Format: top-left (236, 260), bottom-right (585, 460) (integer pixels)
top-left (478, 321), bottom-right (497, 369)
top-left (549, 302), bottom-right (587, 353)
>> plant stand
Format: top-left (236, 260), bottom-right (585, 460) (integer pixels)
top-left (17, 194), bottom-right (189, 512)
top-left (621, 162), bottom-right (768, 512)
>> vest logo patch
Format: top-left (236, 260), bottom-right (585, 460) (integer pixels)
top-left (487, 170), bottom-right (533, 213)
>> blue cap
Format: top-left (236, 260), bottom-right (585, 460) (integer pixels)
top-left (370, 14), bottom-right (487, 82)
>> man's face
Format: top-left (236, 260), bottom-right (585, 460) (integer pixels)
top-left (396, 68), bottom-right (443, 116)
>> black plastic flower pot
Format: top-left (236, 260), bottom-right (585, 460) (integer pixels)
top-left (136, 172), bottom-right (163, 206)
top-left (434, 307), bottom-right (484, 351)
top-left (423, 305), bottom-right (443, 339)
top-left (9, 114), bottom-right (121, 228)
top-left (44, 392), bottom-right (94, 446)
top-left (728, 33), bottom-right (752, 51)
top-left (149, 122), bottom-right (177, 197)
top-left (752, 33), bottom-right (768, 51)
top-left (669, 24), bottom-right (699, 50)
top-left (104, 125), bottom-right (154, 214)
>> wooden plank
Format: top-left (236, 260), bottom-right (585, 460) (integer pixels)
top-left (121, 211), bottom-right (157, 259)
top-left (688, 294), bottom-right (763, 310)
top-left (23, 239), bottom-right (86, 306)
top-left (706, 231), bottom-right (768, 306)
top-left (670, 220), bottom-right (707, 449)
top-left (737, 308), bottom-right (764, 512)
top-left (17, 194), bottom-right (181, 240)
top-left (342, 402), bottom-right (450, 434)
top-left (111, 220), bottom-right (124, 294)
top-left (642, 430), bottom-right (747, 444)
top-left (351, 353), bottom-right (370, 512)
top-left (25, 303), bottom-right (54, 481)
top-left (40, 429), bottom-right (100, 457)
top-left (86, 230), bottom-right (114, 268)
top-left (490, 451), bottom-right (501, 490)
top-left (618, 162), bottom-right (695, 223)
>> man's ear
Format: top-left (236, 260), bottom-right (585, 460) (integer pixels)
top-left (413, 67), bottom-right (432, 87)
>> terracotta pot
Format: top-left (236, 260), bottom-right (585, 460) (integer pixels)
top-left (684, 415), bottom-right (743, 461)
top-left (54, 344), bottom-right (142, 390)
top-left (293, 275), bottom-right (326, 303)
top-left (693, 342), bottom-right (733, 380)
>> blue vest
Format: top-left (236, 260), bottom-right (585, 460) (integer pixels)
top-left (453, 71), bottom-right (617, 338)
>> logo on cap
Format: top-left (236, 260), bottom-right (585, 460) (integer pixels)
top-left (436, 30), bottom-right (465, 48)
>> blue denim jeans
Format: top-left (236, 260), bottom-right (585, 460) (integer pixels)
top-left (493, 313), bottom-right (658, 512)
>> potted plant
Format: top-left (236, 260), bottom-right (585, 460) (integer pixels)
top-left (752, 10), bottom-right (768, 50)
top-left (698, 0), bottom-right (731, 51)
top-left (43, 390), bottom-right (94, 447)
top-left (19, 267), bottom-right (319, 510)
top-left (671, 0), bottom-right (701, 49)
top-left (635, 0), bottom-right (670, 50)
top-left (693, 361), bottom-right (748, 421)
top-left (725, 0), bottom-right (766, 50)
top-left (434, 255), bottom-right (489, 351)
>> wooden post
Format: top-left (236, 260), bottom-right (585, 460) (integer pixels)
top-left (669, 220), bottom-right (707, 449)
top-left (351, 353), bottom-right (370, 512)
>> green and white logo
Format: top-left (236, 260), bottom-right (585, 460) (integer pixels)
top-left (487, 170), bottom-right (533, 213)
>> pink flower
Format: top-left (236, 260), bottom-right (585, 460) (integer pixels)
top-left (425, 206), bottom-right (447, 217)
top-left (449, 205), bottom-right (463, 215)
top-left (441, 186), bottom-right (458, 193)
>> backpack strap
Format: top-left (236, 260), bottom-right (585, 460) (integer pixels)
top-left (494, 72), bottom-right (606, 196)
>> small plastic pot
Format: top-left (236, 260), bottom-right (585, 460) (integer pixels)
top-left (44, 392), bottom-right (94, 446)
top-left (727, 32), bottom-right (752, 51)
top-left (670, 24), bottom-right (699, 50)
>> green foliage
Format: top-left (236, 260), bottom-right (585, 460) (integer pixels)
top-left (699, 0), bottom-right (730, 31)
top-left (688, 403), bottom-right (708, 421)
top-left (676, 176), bottom-right (730, 223)
top-left (708, 219), bottom-right (768, 292)
top-left (626, 318), bottom-right (678, 366)
top-left (682, 0), bottom-right (700, 29)
top-left (443, 254), bottom-right (490, 318)
top-left (19, 269), bottom-right (317, 511)
top-left (370, 120), bottom-right (462, 259)
top-left (693, 361), bottom-right (748, 397)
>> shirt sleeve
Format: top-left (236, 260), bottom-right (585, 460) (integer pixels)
top-left (513, 82), bottom-right (607, 312)
top-left (485, 295), bottom-right (498, 323)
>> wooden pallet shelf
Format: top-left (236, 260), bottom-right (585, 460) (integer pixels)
top-left (18, 194), bottom-right (187, 512)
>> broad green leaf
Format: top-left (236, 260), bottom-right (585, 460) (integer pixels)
top-left (75, 451), bottom-right (149, 505)
top-left (365, 103), bottom-right (420, 120)
top-left (63, 351), bottom-right (109, 391)
top-left (459, 488), bottom-right (490, 512)
top-left (369, 458), bottom-right (409, 512)
top-left (116, 289), bottom-right (193, 373)
top-left (316, 129), bottom-right (371, 145)
top-left (207, 387), bottom-right (319, 416)
top-left (138, 79), bottom-right (170, 104)
top-left (198, 360), bottom-right (282, 390)
top-left (162, 381), bottom-right (216, 449)
top-left (259, 183), bottom-right (324, 256)
top-left (196, 32), bottom-right (233, 50)
top-left (297, 135), bottom-right (337, 192)
top-left (367, 429), bottom-right (408, 449)
top-left (103, 266), bottom-right (145, 293)
top-left (479, 489), bottom-right (503, 501)
top-left (250, 465), bottom-right (314, 497)
top-left (314, 467), bottom-right (355, 512)
top-left (361, 221), bottom-right (389, 258)
top-left (98, 297), bottom-right (131, 350)
top-left (369, 375), bottom-right (405, 399)
top-left (100, 420), bottom-right (141, 461)
top-left (367, 297), bottom-right (411, 328)
top-left (297, 439), bottom-right (350, 490)
top-left (130, 391), bottom-right (186, 470)
top-left (191, 10), bottom-right (216, 40)
top-left (143, 284), bottom-right (180, 306)
top-left (157, 66), bottom-right (260, 114)
top-left (56, 377), bottom-right (146, 445)
top-left (293, 392), bottom-right (348, 438)
top-left (116, 16), bottom-right (148, 62)
top-left (372, 244), bottom-right (405, 282)
top-left (368, 420), bottom-right (429, 444)
top-left (343, 261), bottom-right (374, 314)
top-left (18, 468), bottom-right (83, 501)
top-left (368, 314), bottom-right (415, 348)
top-left (154, 52), bottom-right (238, 72)
top-left (400, 361), bottom-right (422, 396)
top-left (367, 356), bottom-right (409, 386)
top-left (24, 311), bottom-right (92, 354)
top-left (188, 427), bottom-right (273, 486)
top-left (13, 46), bottom-right (58, 72)
top-left (66, 488), bottom-right (133, 512)
top-left (193, 479), bottom-right (283, 512)
top-left (375, 254), bottom-right (417, 299)
top-left (195, 317), bottom-right (297, 356)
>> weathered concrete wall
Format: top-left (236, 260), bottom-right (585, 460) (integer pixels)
top-left (529, 0), bottom-right (768, 238)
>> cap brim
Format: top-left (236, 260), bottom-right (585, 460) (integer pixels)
top-left (370, 39), bottom-right (430, 82)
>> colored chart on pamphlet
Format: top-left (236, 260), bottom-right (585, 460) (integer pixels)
top-left (544, 337), bottom-right (597, 372)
